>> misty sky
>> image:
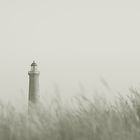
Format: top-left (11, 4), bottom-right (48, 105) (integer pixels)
top-left (0, 0), bottom-right (140, 103)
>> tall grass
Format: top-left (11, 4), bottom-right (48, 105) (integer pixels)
top-left (0, 88), bottom-right (140, 140)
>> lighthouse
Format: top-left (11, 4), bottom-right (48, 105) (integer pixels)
top-left (28, 61), bottom-right (40, 107)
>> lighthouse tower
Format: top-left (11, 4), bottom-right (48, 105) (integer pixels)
top-left (28, 61), bottom-right (40, 106)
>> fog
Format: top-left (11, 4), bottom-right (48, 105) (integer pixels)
top-left (0, 0), bottom-right (140, 103)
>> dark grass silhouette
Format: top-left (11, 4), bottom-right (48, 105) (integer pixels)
top-left (0, 88), bottom-right (140, 140)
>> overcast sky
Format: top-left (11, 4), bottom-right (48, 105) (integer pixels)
top-left (0, 0), bottom-right (140, 103)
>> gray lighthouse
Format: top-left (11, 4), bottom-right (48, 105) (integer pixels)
top-left (28, 61), bottom-right (40, 107)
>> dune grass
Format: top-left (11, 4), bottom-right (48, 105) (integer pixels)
top-left (0, 88), bottom-right (140, 140)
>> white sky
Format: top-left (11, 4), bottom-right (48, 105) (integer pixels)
top-left (0, 0), bottom-right (140, 104)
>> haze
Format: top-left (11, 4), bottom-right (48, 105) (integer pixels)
top-left (0, 0), bottom-right (140, 103)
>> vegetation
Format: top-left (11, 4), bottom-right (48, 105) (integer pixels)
top-left (0, 88), bottom-right (140, 140)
